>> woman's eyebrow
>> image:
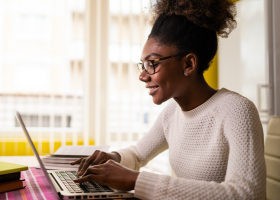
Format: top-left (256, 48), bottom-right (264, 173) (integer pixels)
top-left (141, 53), bottom-right (162, 61)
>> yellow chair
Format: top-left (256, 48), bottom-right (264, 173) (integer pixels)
top-left (265, 116), bottom-right (280, 200)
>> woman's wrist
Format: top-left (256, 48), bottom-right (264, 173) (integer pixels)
top-left (111, 152), bottom-right (121, 163)
top-left (130, 171), bottom-right (140, 190)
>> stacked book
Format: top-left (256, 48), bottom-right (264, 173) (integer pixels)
top-left (41, 156), bottom-right (83, 169)
top-left (0, 161), bottom-right (28, 193)
top-left (41, 145), bottom-right (110, 170)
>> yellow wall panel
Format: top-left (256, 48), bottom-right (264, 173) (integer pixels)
top-left (42, 141), bottom-right (50, 155)
top-left (54, 141), bottom-right (62, 153)
top-left (0, 137), bottom-right (95, 156)
top-left (204, 54), bottom-right (218, 89)
top-left (5, 141), bottom-right (15, 156)
top-left (17, 141), bottom-right (27, 156)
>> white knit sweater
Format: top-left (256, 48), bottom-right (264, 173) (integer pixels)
top-left (116, 88), bottom-right (266, 200)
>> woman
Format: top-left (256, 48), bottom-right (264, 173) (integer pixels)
top-left (71, 0), bottom-right (266, 199)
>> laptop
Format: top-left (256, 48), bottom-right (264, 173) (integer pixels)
top-left (14, 110), bottom-right (135, 200)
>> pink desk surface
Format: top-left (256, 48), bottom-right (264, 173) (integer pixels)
top-left (0, 167), bottom-right (139, 200)
top-left (0, 167), bottom-right (59, 200)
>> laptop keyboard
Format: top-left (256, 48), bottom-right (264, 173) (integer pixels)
top-left (55, 171), bottom-right (114, 193)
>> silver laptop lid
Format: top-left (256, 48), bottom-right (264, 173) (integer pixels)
top-left (14, 110), bottom-right (61, 200)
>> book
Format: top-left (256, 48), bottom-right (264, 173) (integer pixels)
top-left (0, 161), bottom-right (28, 175)
top-left (48, 145), bottom-right (110, 157)
top-left (0, 172), bottom-right (21, 183)
top-left (42, 145), bottom-right (110, 170)
top-left (42, 157), bottom-right (80, 164)
top-left (0, 179), bottom-right (25, 193)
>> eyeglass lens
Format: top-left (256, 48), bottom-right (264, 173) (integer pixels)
top-left (138, 61), bottom-right (154, 74)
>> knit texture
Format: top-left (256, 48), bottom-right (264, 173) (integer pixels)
top-left (116, 88), bottom-right (266, 200)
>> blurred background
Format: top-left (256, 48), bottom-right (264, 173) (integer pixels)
top-left (0, 0), bottom-right (277, 175)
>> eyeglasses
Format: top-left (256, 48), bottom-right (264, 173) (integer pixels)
top-left (137, 53), bottom-right (186, 75)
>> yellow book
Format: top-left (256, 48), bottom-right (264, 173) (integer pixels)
top-left (0, 161), bottom-right (28, 175)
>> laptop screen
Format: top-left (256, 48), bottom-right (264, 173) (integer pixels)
top-left (14, 110), bottom-right (61, 200)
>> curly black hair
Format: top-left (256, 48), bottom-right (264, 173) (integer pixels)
top-left (147, 0), bottom-right (237, 74)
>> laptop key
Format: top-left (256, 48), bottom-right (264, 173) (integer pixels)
top-left (88, 189), bottom-right (98, 193)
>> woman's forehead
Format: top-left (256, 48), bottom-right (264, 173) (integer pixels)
top-left (141, 38), bottom-right (177, 61)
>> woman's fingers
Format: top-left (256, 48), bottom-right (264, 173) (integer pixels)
top-left (73, 174), bottom-right (99, 183)
top-left (77, 158), bottom-right (87, 175)
top-left (77, 150), bottom-right (104, 176)
top-left (73, 161), bottom-right (139, 191)
top-left (70, 157), bottom-right (83, 165)
top-left (82, 166), bottom-right (102, 177)
top-left (90, 152), bottom-right (108, 166)
top-left (74, 166), bottom-right (102, 183)
top-left (73, 150), bottom-right (113, 176)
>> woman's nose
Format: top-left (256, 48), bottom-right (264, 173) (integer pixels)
top-left (139, 70), bottom-right (151, 82)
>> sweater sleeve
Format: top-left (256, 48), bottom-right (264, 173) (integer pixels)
top-left (114, 102), bottom-right (173, 171)
top-left (134, 98), bottom-right (266, 200)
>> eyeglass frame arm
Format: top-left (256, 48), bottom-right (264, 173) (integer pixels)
top-left (137, 53), bottom-right (187, 75)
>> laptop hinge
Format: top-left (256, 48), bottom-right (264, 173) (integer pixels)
top-left (49, 173), bottom-right (64, 192)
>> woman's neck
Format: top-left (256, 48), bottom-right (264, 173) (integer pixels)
top-left (173, 77), bottom-right (217, 112)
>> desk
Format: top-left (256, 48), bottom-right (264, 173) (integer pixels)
top-left (0, 156), bottom-right (39, 167)
top-left (0, 157), bottom-right (138, 200)
top-left (0, 157), bottom-right (59, 200)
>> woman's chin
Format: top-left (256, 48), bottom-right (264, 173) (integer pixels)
top-left (152, 96), bottom-right (167, 105)
top-left (152, 97), bottom-right (162, 105)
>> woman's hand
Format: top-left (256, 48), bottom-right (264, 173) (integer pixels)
top-left (70, 150), bottom-right (121, 176)
top-left (73, 159), bottom-right (139, 191)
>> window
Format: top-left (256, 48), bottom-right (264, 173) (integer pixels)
top-left (0, 0), bottom-right (87, 155)
top-left (17, 14), bottom-right (51, 41)
top-left (15, 115), bottom-right (72, 128)
top-left (1, 0), bottom-right (171, 174)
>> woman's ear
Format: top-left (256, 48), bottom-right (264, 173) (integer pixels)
top-left (183, 53), bottom-right (198, 76)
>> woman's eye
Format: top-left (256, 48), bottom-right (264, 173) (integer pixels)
top-left (153, 63), bottom-right (159, 68)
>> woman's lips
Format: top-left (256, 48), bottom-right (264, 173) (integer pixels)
top-left (148, 86), bottom-right (159, 95)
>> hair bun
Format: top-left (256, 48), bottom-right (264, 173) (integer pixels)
top-left (148, 0), bottom-right (237, 38)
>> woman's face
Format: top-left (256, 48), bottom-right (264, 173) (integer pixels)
top-left (139, 38), bottom-right (188, 105)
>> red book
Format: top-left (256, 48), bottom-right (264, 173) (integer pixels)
top-left (0, 179), bottom-right (25, 193)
